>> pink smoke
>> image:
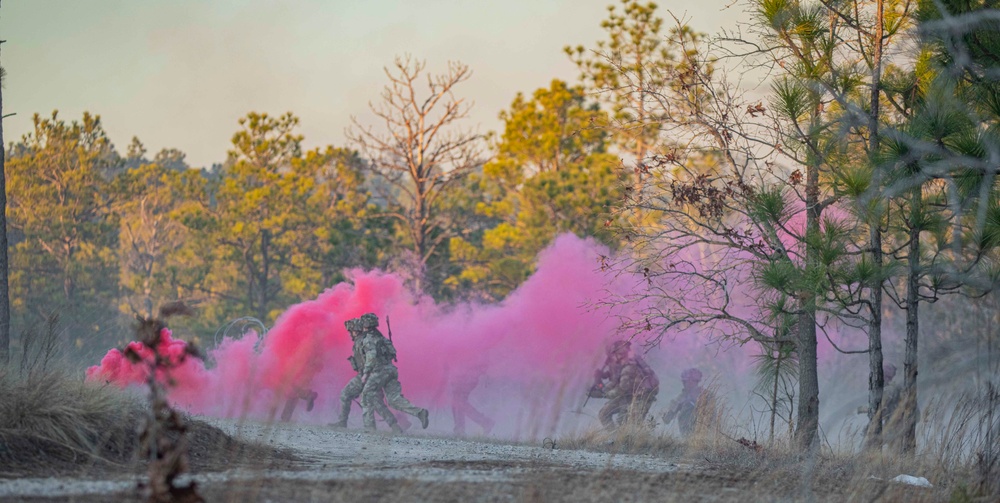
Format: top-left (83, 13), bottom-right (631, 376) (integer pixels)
top-left (87, 235), bottom-right (640, 424)
top-left (86, 231), bottom-right (867, 437)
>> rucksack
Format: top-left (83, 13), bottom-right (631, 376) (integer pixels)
top-left (374, 332), bottom-right (397, 363)
top-left (634, 357), bottom-right (659, 392)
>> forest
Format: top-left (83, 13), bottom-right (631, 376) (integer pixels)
top-left (2, 0), bottom-right (1000, 500)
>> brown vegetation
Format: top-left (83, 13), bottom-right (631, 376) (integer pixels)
top-left (0, 369), bottom-right (296, 481)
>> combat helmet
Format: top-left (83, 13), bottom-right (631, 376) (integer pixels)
top-left (344, 318), bottom-right (358, 332)
top-left (607, 340), bottom-right (631, 355)
top-left (681, 367), bottom-right (703, 383)
top-left (359, 312), bottom-right (379, 329)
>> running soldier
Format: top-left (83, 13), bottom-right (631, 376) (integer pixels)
top-left (331, 318), bottom-right (401, 432)
top-left (358, 313), bottom-right (429, 431)
top-left (590, 340), bottom-right (659, 431)
top-left (279, 386), bottom-right (318, 422)
top-left (450, 362), bottom-right (495, 436)
top-left (662, 367), bottom-right (714, 437)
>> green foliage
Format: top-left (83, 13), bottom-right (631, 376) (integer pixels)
top-left (747, 186), bottom-right (790, 226)
top-left (751, 343), bottom-right (798, 395)
top-left (566, 0), bottom-right (704, 158)
top-left (496, 80), bottom-right (609, 173)
top-left (757, 0), bottom-right (794, 32)
top-left (445, 81), bottom-right (620, 300)
top-left (112, 147), bottom-right (194, 319)
top-left (174, 113), bottom-right (383, 328)
top-left (6, 111), bottom-right (122, 352)
top-left (835, 164), bottom-right (872, 199)
top-left (759, 260), bottom-right (798, 293)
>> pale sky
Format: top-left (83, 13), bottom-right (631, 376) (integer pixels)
top-left (1, 0), bottom-right (743, 168)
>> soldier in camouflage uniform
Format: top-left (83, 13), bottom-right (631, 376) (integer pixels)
top-left (858, 363), bottom-right (912, 451)
top-left (591, 340), bottom-right (659, 431)
top-left (331, 318), bottom-right (401, 432)
top-left (279, 386), bottom-right (318, 422)
top-left (450, 361), bottom-right (495, 436)
top-left (662, 367), bottom-right (715, 437)
top-left (358, 313), bottom-right (429, 431)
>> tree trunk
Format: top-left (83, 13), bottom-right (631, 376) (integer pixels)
top-left (258, 229), bottom-right (270, 323)
top-left (866, 224), bottom-right (886, 450)
top-left (901, 185), bottom-right (921, 454)
top-left (865, 0), bottom-right (886, 451)
top-left (796, 306), bottom-right (819, 450)
top-left (0, 13), bottom-right (9, 365)
top-left (796, 142), bottom-right (821, 451)
top-left (769, 342), bottom-right (783, 444)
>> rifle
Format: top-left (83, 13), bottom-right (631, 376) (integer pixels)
top-left (386, 315), bottom-right (398, 362)
top-left (574, 365), bottom-right (609, 413)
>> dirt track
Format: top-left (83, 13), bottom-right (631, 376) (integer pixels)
top-left (0, 417), bottom-right (945, 502)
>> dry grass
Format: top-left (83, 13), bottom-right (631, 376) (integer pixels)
top-left (0, 368), bottom-right (144, 475)
top-left (0, 368), bottom-right (299, 480)
top-left (560, 422), bottom-right (687, 457)
top-left (555, 402), bottom-right (1000, 503)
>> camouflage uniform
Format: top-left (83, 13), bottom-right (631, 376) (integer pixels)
top-left (663, 368), bottom-right (715, 437)
top-left (279, 386), bottom-right (318, 422)
top-left (859, 364), bottom-right (914, 453)
top-left (451, 363), bottom-right (494, 435)
top-left (332, 318), bottom-right (399, 431)
top-left (358, 313), bottom-right (429, 430)
top-left (595, 341), bottom-right (659, 431)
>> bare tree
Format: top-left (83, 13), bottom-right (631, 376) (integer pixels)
top-left (604, 1), bottom-right (1000, 456)
top-left (348, 56), bottom-right (483, 293)
top-left (599, 12), bottom-right (890, 451)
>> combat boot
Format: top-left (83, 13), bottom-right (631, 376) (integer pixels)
top-left (330, 419), bottom-right (347, 428)
top-left (417, 409), bottom-right (430, 429)
top-left (390, 423), bottom-right (404, 434)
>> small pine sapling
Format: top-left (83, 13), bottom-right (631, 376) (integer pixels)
top-left (125, 301), bottom-right (203, 503)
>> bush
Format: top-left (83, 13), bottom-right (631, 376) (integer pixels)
top-left (0, 369), bottom-right (144, 473)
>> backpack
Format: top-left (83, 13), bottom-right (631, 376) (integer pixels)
top-left (634, 357), bottom-right (659, 392)
top-left (373, 332), bottom-right (397, 363)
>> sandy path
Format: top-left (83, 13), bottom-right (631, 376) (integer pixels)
top-left (0, 417), bottom-right (685, 500)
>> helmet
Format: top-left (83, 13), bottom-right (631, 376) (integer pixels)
top-left (681, 368), bottom-right (703, 382)
top-left (360, 313), bottom-right (379, 329)
top-left (344, 319), bottom-right (356, 332)
top-left (607, 340), bottom-right (631, 355)
top-left (883, 363), bottom-right (897, 381)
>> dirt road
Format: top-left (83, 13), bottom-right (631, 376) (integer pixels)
top-left (0, 418), bottom-right (943, 502)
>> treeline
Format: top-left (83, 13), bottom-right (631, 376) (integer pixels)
top-left (5, 13), bottom-right (641, 356)
top-left (6, 0), bottom-right (1000, 463)
top-left (597, 0), bottom-right (1000, 456)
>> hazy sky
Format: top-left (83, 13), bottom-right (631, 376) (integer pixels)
top-left (1, 0), bottom-right (743, 167)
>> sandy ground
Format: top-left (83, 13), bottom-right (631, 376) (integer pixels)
top-left (0, 417), bottom-right (946, 502)
top-left (0, 417), bottom-right (684, 500)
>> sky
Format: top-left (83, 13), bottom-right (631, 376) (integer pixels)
top-left (0, 0), bottom-right (744, 168)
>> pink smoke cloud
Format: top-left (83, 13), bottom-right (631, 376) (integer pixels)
top-left (87, 235), bottom-right (636, 424)
top-left (86, 232), bottom-right (867, 438)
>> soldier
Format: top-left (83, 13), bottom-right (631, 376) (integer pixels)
top-left (858, 363), bottom-right (909, 450)
top-left (662, 367), bottom-right (714, 437)
top-left (279, 386), bottom-right (318, 422)
top-left (331, 318), bottom-right (402, 432)
top-left (450, 362), bottom-right (495, 436)
top-left (278, 354), bottom-right (321, 422)
top-left (591, 340), bottom-right (659, 432)
top-left (358, 313), bottom-right (429, 431)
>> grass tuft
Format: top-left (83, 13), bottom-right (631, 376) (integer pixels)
top-left (0, 369), bottom-right (144, 474)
